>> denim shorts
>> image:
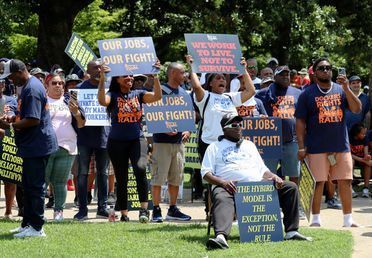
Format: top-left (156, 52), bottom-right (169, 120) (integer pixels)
top-left (264, 141), bottom-right (300, 177)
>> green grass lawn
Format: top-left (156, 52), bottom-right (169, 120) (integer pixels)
top-left (0, 220), bottom-right (352, 258)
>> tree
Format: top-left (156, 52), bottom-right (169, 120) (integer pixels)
top-left (36, 0), bottom-right (94, 70)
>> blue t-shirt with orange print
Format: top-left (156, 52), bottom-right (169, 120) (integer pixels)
top-left (294, 82), bottom-right (350, 153)
top-left (16, 76), bottom-right (58, 157)
top-left (108, 90), bottom-right (146, 141)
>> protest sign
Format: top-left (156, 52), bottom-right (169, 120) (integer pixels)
top-left (143, 93), bottom-right (195, 133)
top-left (234, 181), bottom-right (283, 243)
top-left (241, 117), bottom-right (282, 159)
top-left (299, 160), bottom-right (316, 221)
top-left (184, 130), bottom-right (201, 169)
top-left (97, 37), bottom-right (159, 77)
top-left (72, 89), bottom-right (110, 126)
top-left (184, 33), bottom-right (244, 74)
top-left (0, 129), bottom-right (23, 185)
top-left (65, 33), bottom-right (97, 72)
top-left (127, 164), bottom-right (153, 211)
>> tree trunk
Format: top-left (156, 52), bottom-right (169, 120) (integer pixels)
top-left (36, 0), bottom-right (93, 71)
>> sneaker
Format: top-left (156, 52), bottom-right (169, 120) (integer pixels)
top-left (73, 196), bottom-right (79, 208)
top-left (73, 211), bottom-right (88, 221)
top-left (284, 231), bottom-right (313, 241)
top-left (45, 197), bottom-right (54, 209)
top-left (352, 189), bottom-right (358, 198)
top-left (10, 226), bottom-right (29, 233)
top-left (151, 207), bottom-right (163, 223)
top-left (166, 206), bottom-right (191, 221)
top-left (362, 188), bottom-right (370, 198)
top-left (206, 237), bottom-right (229, 250)
top-left (120, 215), bottom-right (130, 222)
top-left (107, 192), bottom-right (117, 205)
top-left (87, 192), bottom-right (93, 205)
top-left (54, 210), bottom-right (64, 221)
top-left (96, 209), bottom-right (109, 218)
top-left (299, 208), bottom-right (306, 220)
top-left (139, 208), bottom-right (150, 223)
top-left (327, 197), bottom-right (342, 209)
top-left (14, 226), bottom-right (46, 238)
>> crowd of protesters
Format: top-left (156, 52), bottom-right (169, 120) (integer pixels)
top-left (0, 53), bottom-right (370, 247)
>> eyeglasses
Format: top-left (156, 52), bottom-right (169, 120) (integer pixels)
top-left (51, 81), bottom-right (64, 85)
top-left (224, 123), bottom-right (242, 129)
top-left (316, 65), bottom-right (332, 72)
top-left (247, 65), bottom-right (257, 69)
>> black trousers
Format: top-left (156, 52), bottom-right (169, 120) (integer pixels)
top-left (107, 137), bottom-right (148, 210)
top-left (212, 181), bottom-right (300, 237)
top-left (21, 156), bottom-right (49, 231)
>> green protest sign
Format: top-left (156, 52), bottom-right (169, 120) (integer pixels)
top-left (65, 32), bottom-right (97, 72)
top-left (0, 129), bottom-right (23, 185)
top-left (299, 160), bottom-right (316, 221)
top-left (127, 164), bottom-right (153, 211)
top-left (184, 130), bottom-right (200, 169)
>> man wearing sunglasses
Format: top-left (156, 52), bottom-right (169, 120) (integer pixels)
top-left (202, 113), bottom-right (311, 250)
top-left (295, 57), bottom-right (362, 227)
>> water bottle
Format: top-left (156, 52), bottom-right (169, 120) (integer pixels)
top-left (108, 205), bottom-right (116, 222)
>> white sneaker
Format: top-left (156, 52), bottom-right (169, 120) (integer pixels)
top-left (54, 211), bottom-right (64, 221)
top-left (352, 189), bottom-right (358, 198)
top-left (362, 188), bottom-right (369, 198)
top-left (10, 226), bottom-right (28, 233)
top-left (13, 226), bottom-right (46, 238)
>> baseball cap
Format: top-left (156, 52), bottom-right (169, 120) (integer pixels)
top-left (0, 59), bottom-right (26, 79)
top-left (30, 67), bottom-right (46, 77)
top-left (298, 68), bottom-right (308, 75)
top-left (220, 113), bottom-right (243, 128)
top-left (261, 77), bottom-right (274, 84)
top-left (274, 66), bottom-right (290, 76)
top-left (267, 57), bottom-right (279, 65)
top-left (349, 75), bottom-right (361, 82)
top-left (134, 74), bottom-right (148, 83)
top-left (66, 74), bottom-right (82, 83)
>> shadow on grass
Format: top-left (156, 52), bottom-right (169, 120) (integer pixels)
top-left (0, 233), bottom-right (16, 241)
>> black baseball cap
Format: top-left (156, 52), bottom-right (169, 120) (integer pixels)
top-left (0, 59), bottom-right (26, 79)
top-left (220, 113), bottom-right (243, 128)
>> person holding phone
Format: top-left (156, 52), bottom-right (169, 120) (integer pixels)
top-left (295, 57), bottom-right (362, 227)
top-left (45, 73), bottom-right (85, 221)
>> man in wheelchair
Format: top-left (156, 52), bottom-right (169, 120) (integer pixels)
top-left (201, 114), bottom-right (312, 250)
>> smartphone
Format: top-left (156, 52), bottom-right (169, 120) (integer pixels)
top-left (327, 154), bottom-right (337, 166)
top-left (70, 90), bottom-right (78, 101)
top-left (338, 67), bottom-right (346, 76)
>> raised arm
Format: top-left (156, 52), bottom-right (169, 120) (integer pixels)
top-left (143, 59), bottom-right (162, 103)
top-left (97, 68), bottom-right (111, 107)
top-left (186, 55), bottom-right (205, 102)
top-left (239, 58), bottom-right (255, 103)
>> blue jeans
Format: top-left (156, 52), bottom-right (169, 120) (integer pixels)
top-left (21, 156), bottom-right (49, 231)
top-left (77, 145), bottom-right (108, 213)
top-left (264, 141), bottom-right (300, 177)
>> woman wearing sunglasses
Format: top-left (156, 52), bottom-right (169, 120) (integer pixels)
top-left (97, 61), bottom-right (162, 223)
top-left (45, 73), bottom-right (86, 221)
top-left (185, 55), bottom-right (255, 161)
